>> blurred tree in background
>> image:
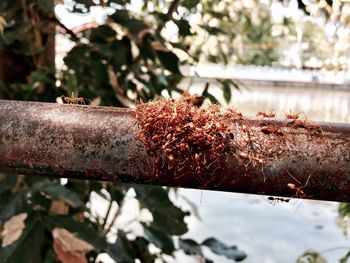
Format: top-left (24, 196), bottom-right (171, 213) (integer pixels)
top-left (1, 0), bottom-right (350, 262)
top-left (0, 0), bottom-right (250, 262)
top-left (193, 1), bottom-right (279, 66)
top-left (292, 0), bottom-right (350, 70)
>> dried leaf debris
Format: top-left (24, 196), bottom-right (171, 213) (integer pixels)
top-left (1, 213), bottom-right (28, 247)
top-left (49, 200), bottom-right (69, 215)
top-left (52, 227), bottom-right (94, 263)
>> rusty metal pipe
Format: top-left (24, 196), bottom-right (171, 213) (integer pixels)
top-left (0, 99), bottom-right (349, 202)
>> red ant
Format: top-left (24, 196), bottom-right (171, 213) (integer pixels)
top-left (285, 111), bottom-right (304, 120)
top-left (287, 119), bottom-right (321, 133)
top-left (56, 92), bottom-right (90, 105)
top-left (266, 196), bottom-right (290, 205)
top-left (289, 119), bottom-right (307, 128)
top-left (256, 110), bottom-right (276, 118)
top-left (287, 172), bottom-right (312, 199)
top-left (260, 125), bottom-right (283, 136)
top-left (305, 123), bottom-right (322, 133)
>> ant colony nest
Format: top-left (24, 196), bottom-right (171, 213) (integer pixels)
top-left (135, 93), bottom-right (244, 184)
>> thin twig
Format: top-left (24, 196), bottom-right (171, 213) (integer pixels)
top-left (102, 200), bottom-right (113, 229)
top-left (104, 199), bottom-right (125, 235)
top-left (319, 246), bottom-right (350, 254)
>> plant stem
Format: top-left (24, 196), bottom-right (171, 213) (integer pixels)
top-left (102, 200), bottom-right (113, 229)
top-left (104, 199), bottom-right (125, 235)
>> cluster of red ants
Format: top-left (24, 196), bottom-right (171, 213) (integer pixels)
top-left (135, 93), bottom-right (237, 184)
top-left (256, 110), bottom-right (322, 135)
top-left (135, 93), bottom-right (314, 202)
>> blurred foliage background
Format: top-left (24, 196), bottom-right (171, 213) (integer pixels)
top-left (1, 0), bottom-right (350, 262)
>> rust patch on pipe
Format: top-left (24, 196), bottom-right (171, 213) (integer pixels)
top-left (0, 99), bottom-right (349, 202)
top-left (134, 94), bottom-right (350, 202)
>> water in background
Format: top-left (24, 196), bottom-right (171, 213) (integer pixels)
top-left (229, 85), bottom-right (350, 123)
top-left (95, 82), bottom-right (350, 263)
top-left (176, 82), bottom-right (350, 263)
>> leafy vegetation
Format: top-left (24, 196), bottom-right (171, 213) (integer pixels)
top-left (1, 0), bottom-right (350, 262)
top-left (0, 0), bottom-right (250, 262)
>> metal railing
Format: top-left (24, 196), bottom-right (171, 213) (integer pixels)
top-left (0, 99), bottom-right (349, 202)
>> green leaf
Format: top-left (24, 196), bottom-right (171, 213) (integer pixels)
top-left (107, 0), bottom-right (131, 5)
top-left (90, 25), bottom-right (116, 43)
top-left (139, 41), bottom-right (156, 61)
top-left (340, 250), bottom-right (350, 263)
top-left (107, 183), bottom-right (126, 203)
top-left (202, 238), bottom-right (247, 262)
top-left (179, 239), bottom-right (203, 256)
top-left (295, 0), bottom-right (310, 15)
top-left (110, 9), bottom-right (131, 27)
top-left (38, 0), bottom-right (54, 12)
top-left (134, 185), bottom-right (190, 235)
top-left (0, 190), bottom-right (28, 225)
top-left (296, 250), bottom-right (327, 263)
top-left (0, 22), bottom-right (31, 46)
top-left (338, 203), bottom-right (350, 218)
top-left (111, 38), bottom-right (133, 70)
top-left (106, 230), bottom-right (137, 262)
top-left (107, 233), bottom-right (156, 263)
top-left (152, 11), bottom-right (171, 24)
top-left (40, 182), bottom-right (84, 208)
top-left (0, 174), bottom-right (17, 195)
top-left (174, 19), bottom-right (192, 36)
top-left (180, 194), bottom-right (201, 220)
top-left (111, 10), bottom-right (148, 36)
top-left (64, 44), bottom-right (90, 70)
top-left (182, 0), bottom-right (200, 9)
top-left (202, 83), bottom-right (219, 104)
top-left (142, 223), bottom-right (175, 255)
top-left (217, 79), bottom-right (232, 103)
top-left (200, 25), bottom-right (227, 35)
top-left (155, 50), bottom-right (181, 74)
top-left (150, 72), bottom-right (168, 93)
top-left (43, 248), bottom-right (56, 263)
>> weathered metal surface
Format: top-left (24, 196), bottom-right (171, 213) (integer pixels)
top-left (0, 99), bottom-right (349, 202)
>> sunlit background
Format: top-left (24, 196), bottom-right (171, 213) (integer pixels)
top-left (52, 0), bottom-right (350, 262)
top-left (1, 0), bottom-right (349, 262)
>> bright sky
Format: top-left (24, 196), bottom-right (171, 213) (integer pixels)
top-left (56, 0), bottom-right (302, 29)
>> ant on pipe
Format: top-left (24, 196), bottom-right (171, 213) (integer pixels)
top-left (287, 172), bottom-right (312, 199)
top-left (265, 173), bottom-right (312, 207)
top-left (260, 125), bottom-right (283, 136)
top-left (256, 110), bottom-right (276, 118)
top-left (284, 110), bottom-right (304, 120)
top-left (266, 196), bottom-right (290, 206)
top-left (56, 92), bottom-right (91, 105)
top-left (286, 118), bottom-right (322, 133)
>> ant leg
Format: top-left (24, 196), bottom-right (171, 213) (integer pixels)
top-left (214, 176), bottom-right (225, 188)
top-left (287, 171), bottom-right (302, 185)
top-left (261, 163), bottom-right (266, 183)
top-left (265, 196), bottom-right (277, 206)
top-left (300, 174), bottom-right (312, 189)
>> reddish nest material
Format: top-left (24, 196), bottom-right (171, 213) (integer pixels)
top-left (135, 93), bottom-right (233, 181)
